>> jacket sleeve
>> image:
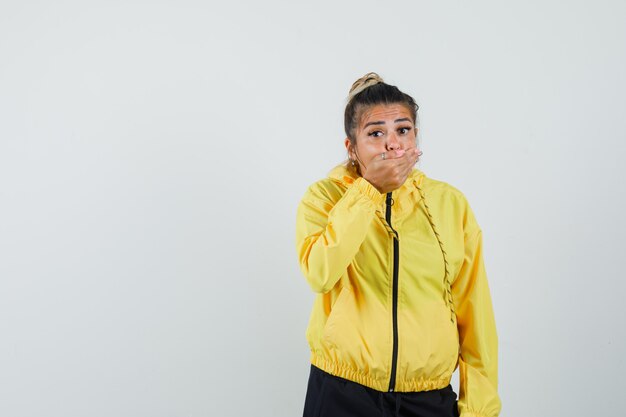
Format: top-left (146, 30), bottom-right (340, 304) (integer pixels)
top-left (295, 177), bottom-right (384, 293)
top-left (451, 201), bottom-right (501, 417)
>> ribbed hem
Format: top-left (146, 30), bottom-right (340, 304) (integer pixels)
top-left (394, 375), bottom-right (453, 392)
top-left (311, 353), bottom-right (387, 391)
top-left (311, 352), bottom-right (452, 393)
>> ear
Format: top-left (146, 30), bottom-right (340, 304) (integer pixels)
top-left (344, 138), bottom-right (354, 159)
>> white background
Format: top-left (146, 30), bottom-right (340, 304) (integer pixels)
top-left (1, 1), bottom-right (625, 416)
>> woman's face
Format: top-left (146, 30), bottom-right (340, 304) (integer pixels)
top-left (345, 103), bottom-right (417, 173)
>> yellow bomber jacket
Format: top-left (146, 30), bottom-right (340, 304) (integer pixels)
top-left (296, 164), bottom-right (501, 417)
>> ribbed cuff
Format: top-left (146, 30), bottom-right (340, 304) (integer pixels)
top-left (353, 177), bottom-right (385, 206)
top-left (459, 410), bottom-right (490, 417)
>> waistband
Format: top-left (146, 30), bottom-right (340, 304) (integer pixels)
top-left (310, 365), bottom-right (458, 417)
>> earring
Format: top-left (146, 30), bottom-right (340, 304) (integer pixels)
top-left (351, 159), bottom-right (356, 166)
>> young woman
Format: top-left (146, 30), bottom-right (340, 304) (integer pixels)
top-left (295, 73), bottom-right (501, 417)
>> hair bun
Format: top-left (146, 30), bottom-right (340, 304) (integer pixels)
top-left (348, 72), bottom-right (384, 102)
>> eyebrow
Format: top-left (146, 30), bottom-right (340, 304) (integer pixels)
top-left (363, 118), bottom-right (412, 128)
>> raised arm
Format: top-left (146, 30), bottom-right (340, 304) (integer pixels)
top-left (295, 177), bottom-right (384, 293)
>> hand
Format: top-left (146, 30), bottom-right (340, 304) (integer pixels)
top-left (362, 148), bottom-right (421, 194)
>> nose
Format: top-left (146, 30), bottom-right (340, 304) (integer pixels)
top-left (386, 131), bottom-right (401, 151)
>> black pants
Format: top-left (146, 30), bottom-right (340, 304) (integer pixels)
top-left (303, 365), bottom-right (459, 417)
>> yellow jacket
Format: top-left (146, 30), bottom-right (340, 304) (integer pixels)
top-left (295, 164), bottom-right (501, 417)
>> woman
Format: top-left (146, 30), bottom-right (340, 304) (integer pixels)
top-left (295, 73), bottom-right (501, 417)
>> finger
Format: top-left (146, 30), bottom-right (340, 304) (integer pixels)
top-left (380, 149), bottom-right (407, 161)
top-left (405, 147), bottom-right (420, 158)
top-left (367, 152), bottom-right (391, 166)
top-left (397, 148), bottom-right (420, 162)
top-left (393, 159), bottom-right (413, 179)
top-left (398, 148), bottom-right (419, 165)
top-left (407, 148), bottom-right (421, 164)
top-left (366, 152), bottom-right (384, 166)
top-left (401, 150), bottom-right (419, 175)
top-left (386, 152), bottom-right (415, 173)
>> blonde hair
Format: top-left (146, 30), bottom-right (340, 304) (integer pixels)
top-left (347, 72), bottom-right (385, 103)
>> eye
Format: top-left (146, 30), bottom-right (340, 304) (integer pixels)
top-left (368, 130), bottom-right (384, 138)
top-left (398, 126), bottom-right (413, 135)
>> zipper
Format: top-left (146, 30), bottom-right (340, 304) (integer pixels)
top-left (385, 191), bottom-right (400, 392)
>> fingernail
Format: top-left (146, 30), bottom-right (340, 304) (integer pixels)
top-left (396, 149), bottom-right (405, 156)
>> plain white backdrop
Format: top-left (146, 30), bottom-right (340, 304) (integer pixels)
top-left (1, 1), bottom-right (625, 416)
